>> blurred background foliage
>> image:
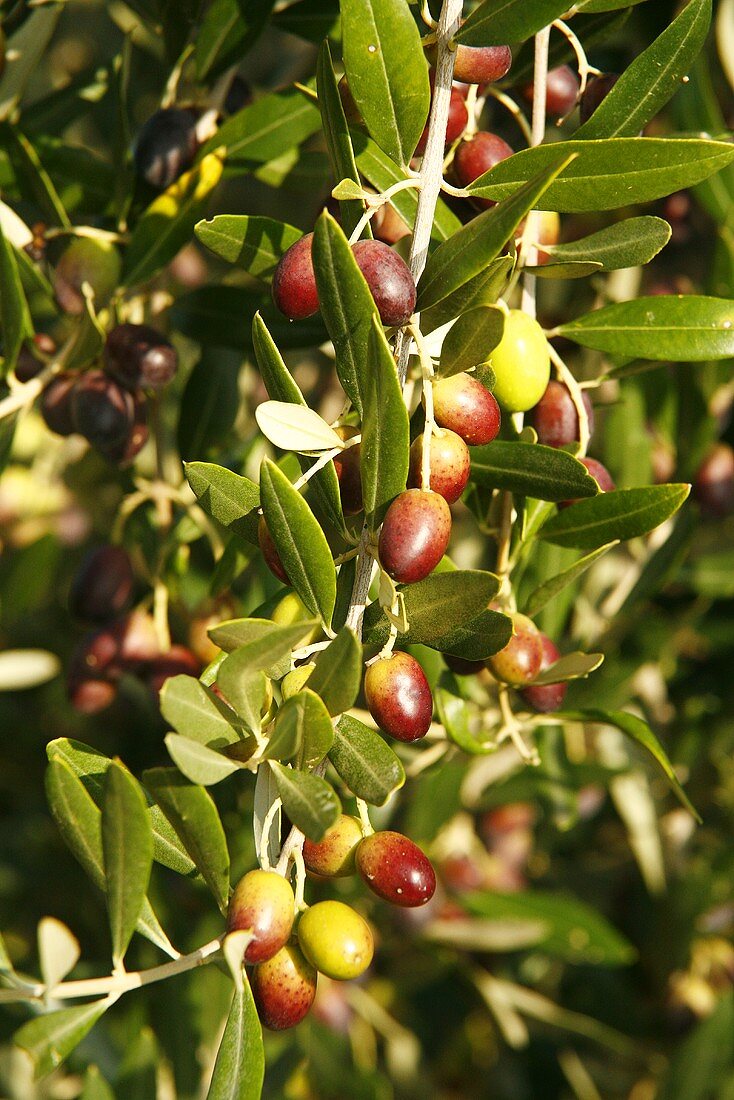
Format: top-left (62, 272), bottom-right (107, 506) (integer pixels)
top-left (0, 0), bottom-right (733, 1097)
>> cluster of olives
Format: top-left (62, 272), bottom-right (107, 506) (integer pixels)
top-left (39, 323), bottom-right (177, 465)
top-left (66, 545), bottom-right (199, 714)
top-left (228, 817), bottom-right (435, 1030)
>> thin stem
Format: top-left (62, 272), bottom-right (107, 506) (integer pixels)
top-left (552, 20), bottom-right (596, 121)
top-left (356, 798), bottom-right (374, 836)
top-left (291, 437), bottom-right (360, 494)
top-left (520, 26), bottom-right (551, 320)
top-left (484, 86), bottom-right (533, 146)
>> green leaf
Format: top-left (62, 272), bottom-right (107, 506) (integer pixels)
top-left (123, 152), bottom-right (224, 286)
top-left (526, 261), bottom-right (603, 280)
top-left (45, 759), bottom-right (175, 957)
top-left (206, 981), bottom-right (265, 1100)
top-left (657, 992), bottom-right (734, 1100)
top-left (0, 222), bottom-right (32, 377)
top-left (340, 0), bottom-right (429, 165)
top-left (421, 255), bottom-right (514, 335)
top-left (0, 6), bottom-right (63, 122)
top-left (317, 40), bottom-right (367, 238)
top-left (427, 607), bottom-right (512, 661)
top-left (270, 762), bottom-right (340, 841)
top-left (331, 716), bottom-right (406, 805)
top-left (362, 569), bottom-right (501, 648)
top-left (195, 216), bottom-right (301, 278)
top-left (312, 209), bottom-right (377, 413)
top-left (37, 917), bottom-right (80, 991)
top-left (165, 734), bottom-right (242, 786)
top-left (195, 0), bottom-right (274, 81)
top-left (540, 485), bottom-right (690, 549)
top-left (457, 0), bottom-right (576, 47)
top-left (540, 217), bottom-right (671, 272)
top-left (307, 626), bottom-right (362, 716)
top-left (252, 313), bottom-right (345, 534)
top-left (558, 296), bottom-right (734, 360)
top-left (277, 689), bottom-right (335, 771)
top-left (673, 59), bottom-right (734, 227)
top-left (353, 132), bottom-right (461, 244)
top-left (561, 709), bottom-right (700, 820)
top-left (470, 441), bottom-right (599, 502)
top-left (80, 1066), bottom-right (115, 1100)
top-left (161, 675), bottom-right (245, 748)
top-left (468, 138), bottom-right (734, 213)
top-left (439, 307), bottom-right (504, 378)
top-left (263, 704), bottom-right (303, 762)
top-left (46, 738), bottom-right (195, 878)
top-left (362, 317), bottom-right (411, 527)
top-left (116, 1028), bottom-right (158, 1100)
top-left (418, 153), bottom-right (573, 311)
top-left (575, 0), bottom-right (711, 140)
top-left (216, 658), bottom-right (270, 735)
top-left (530, 651), bottom-right (604, 685)
top-left (462, 891), bottom-right (635, 966)
top-left (144, 768), bottom-right (231, 915)
top-left (201, 86), bottom-right (321, 173)
top-left (260, 459), bottom-right (337, 626)
top-left (208, 618), bottom-right (319, 675)
top-left (102, 763), bottom-right (153, 966)
top-left (185, 462), bottom-right (260, 544)
top-left (272, 0), bottom-right (340, 42)
top-left (523, 543), bottom-right (619, 616)
top-left (436, 688), bottom-right (495, 755)
top-left (15, 1000), bottom-right (110, 1080)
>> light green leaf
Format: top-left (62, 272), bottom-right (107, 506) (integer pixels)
top-left (216, 659), bottom-right (270, 735)
top-left (208, 619), bottom-right (319, 673)
top-left (575, 0), bottom-right (711, 140)
top-left (144, 768), bottom-right (230, 915)
top-left (439, 307), bottom-right (504, 378)
top-left (165, 734), bottom-right (242, 787)
top-left (201, 86), bottom-right (321, 172)
top-left (362, 317), bottom-right (411, 527)
top-left (436, 688), bottom-right (495, 755)
top-left (185, 462), bottom-right (260, 544)
top-left (362, 569), bottom-right (501, 648)
top-left (307, 626), bottom-right (362, 716)
top-left (523, 543), bottom-right (619, 616)
top-left (102, 762), bottom-right (153, 966)
top-left (255, 401), bottom-right (344, 453)
top-left (161, 675), bottom-right (245, 748)
top-left (530, 652), bottom-right (604, 685)
top-left (331, 716), bottom-right (406, 805)
top-left (270, 762), bottom-right (341, 841)
top-left (468, 138), bottom-right (734, 213)
top-left (558, 296), bottom-right (734, 360)
top-left (37, 918), bottom-right (80, 991)
top-left (79, 1066), bottom-right (115, 1100)
top-left (15, 1000), bottom-right (110, 1080)
top-left (340, 0), bottom-right (429, 165)
top-left (206, 982), bottom-right (265, 1100)
top-left (195, 216), bottom-right (301, 278)
top-left (470, 441), bottom-right (599, 502)
top-left (260, 459), bottom-right (337, 626)
top-left (541, 484), bottom-right (691, 549)
top-left (276, 689), bottom-right (334, 771)
top-left (0, 222), bottom-right (33, 377)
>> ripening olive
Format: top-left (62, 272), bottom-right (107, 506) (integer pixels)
top-left (356, 830), bottom-right (436, 908)
top-left (104, 323), bottom-right (178, 392)
top-left (351, 239), bottom-right (417, 327)
top-left (529, 380), bottom-right (595, 448)
top-left (146, 646), bottom-right (202, 696)
top-left (453, 132), bottom-right (514, 209)
top-left (133, 107), bottom-right (199, 189)
top-left (378, 489), bottom-right (451, 584)
top-left (15, 334), bottom-right (56, 383)
top-left (281, 663), bottom-right (315, 700)
top-left (71, 371), bottom-right (135, 451)
top-left (303, 814), bottom-right (363, 878)
top-left (486, 612), bottom-right (543, 686)
top-left (579, 73), bottom-right (619, 125)
top-left (227, 869), bottom-right (295, 964)
top-left (272, 233), bottom-right (319, 321)
top-left (559, 456), bottom-right (615, 508)
top-left (297, 901), bottom-right (374, 981)
top-left (97, 390), bottom-right (149, 466)
top-left (40, 373), bottom-right (77, 436)
top-left (258, 516), bottom-right (289, 585)
top-left (53, 238), bottom-right (121, 316)
top-left (520, 633), bottom-right (567, 713)
top-left (431, 373), bottom-right (501, 446)
top-left (694, 443), bottom-right (734, 517)
top-left (252, 941), bottom-right (317, 1030)
top-left (415, 80), bottom-right (468, 155)
top-left (69, 546), bottom-right (135, 623)
top-left (364, 652), bottom-right (433, 743)
top-left (522, 65), bottom-right (579, 118)
top-left (408, 429), bottom-right (470, 503)
top-left (487, 310), bottom-right (550, 413)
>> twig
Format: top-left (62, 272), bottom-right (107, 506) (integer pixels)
top-left (519, 26), bottom-right (551, 320)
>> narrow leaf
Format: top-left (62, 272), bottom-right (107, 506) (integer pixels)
top-left (331, 716), bottom-right (406, 805)
top-left (439, 307), bottom-right (505, 378)
top-left (201, 86), bottom-right (321, 172)
top-left (523, 542), bottom-right (618, 616)
top-left (542, 217), bottom-right (671, 271)
top-left (470, 441), bottom-right (599, 501)
top-left (0, 222), bottom-right (32, 377)
top-left (270, 762), bottom-right (340, 841)
top-left (307, 626), bottom-right (362, 716)
top-left (317, 40), bottom-right (367, 238)
top-left (540, 485), bottom-right (691, 549)
top-left (15, 1001), bottom-right (110, 1080)
top-left (362, 318), bottom-right (410, 526)
top-left (421, 255), bottom-right (514, 334)
top-left (102, 762), bottom-right (153, 965)
top-left (278, 689), bottom-right (334, 771)
top-left (457, 0), bottom-right (576, 47)
top-left (206, 982), bottom-right (265, 1100)
top-left (0, 6), bottom-right (63, 122)
top-left (195, 215), bottom-right (301, 277)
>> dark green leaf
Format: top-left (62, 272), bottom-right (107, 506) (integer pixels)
top-left (0, 221), bottom-right (32, 377)
top-left (462, 891), bottom-right (636, 966)
top-left (0, 6), bottom-right (63, 122)
top-left (312, 210), bottom-right (377, 412)
top-left (439, 307), bottom-right (504, 378)
top-left (429, 607), bottom-right (512, 660)
top-left (575, 0), bottom-right (711, 140)
top-left (331, 716), bottom-right (405, 805)
top-left (541, 217), bottom-right (671, 271)
top-left (362, 569), bottom-right (501, 648)
top-left (468, 138), bottom-right (734, 213)
top-left (270, 762), bottom-right (340, 841)
top-left (123, 152), bottom-right (224, 286)
top-left (277, 688), bottom-right (334, 770)
top-left (102, 763), bottom-right (153, 965)
top-left (561, 709), bottom-right (700, 820)
top-left (558, 296), bottom-right (734, 360)
top-left (165, 735), bottom-right (242, 786)
top-left (540, 484), bottom-right (690, 549)
top-left (418, 153), bottom-right (572, 311)
top-left (201, 86), bottom-right (321, 173)
top-left (195, 216), bottom-right (301, 278)
top-left (457, 0), bottom-right (572, 46)
top-left (144, 768), bottom-right (231, 914)
top-left (317, 40), bottom-right (367, 238)
top-left (252, 313), bottom-right (345, 534)
top-left (523, 543), bottom-right (618, 616)
top-left (421, 255), bottom-right (514, 334)
top-left (185, 462), bottom-right (260, 544)
top-left (206, 982), bottom-right (265, 1100)
top-left (260, 459), bottom-right (337, 626)
top-left (272, 0), bottom-right (340, 42)
top-left (362, 317), bottom-right (410, 526)
top-left (208, 619), bottom-right (319, 676)
top-left (15, 1001), bottom-right (110, 1080)
top-left (657, 992), bottom-right (734, 1100)
top-left (195, 0), bottom-right (274, 81)
top-left (161, 675), bottom-right (245, 748)
top-left (308, 626), bottom-right (362, 715)
top-left (46, 738), bottom-right (195, 877)
top-left (340, 0), bottom-right (429, 165)
top-left (172, 286), bottom-right (327, 351)
top-left (470, 441), bottom-right (599, 501)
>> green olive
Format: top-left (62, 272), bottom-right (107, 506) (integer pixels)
top-left (297, 900), bottom-right (373, 980)
top-left (488, 310), bottom-right (550, 413)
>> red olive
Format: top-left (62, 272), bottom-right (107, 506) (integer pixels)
top-left (351, 239), bottom-right (417, 327)
top-left (251, 941), bottom-right (317, 1030)
top-left (364, 652), bottom-right (433, 743)
top-left (408, 429), bottom-right (470, 503)
top-left (378, 489), bottom-right (452, 584)
top-left (431, 373), bottom-right (501, 446)
top-left (486, 612), bottom-right (543, 686)
top-left (271, 233), bottom-right (319, 321)
top-left (227, 869), bottom-right (296, 964)
top-left (520, 633), bottom-right (567, 713)
top-left (529, 381), bottom-right (595, 448)
top-left (356, 830), bottom-right (436, 908)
